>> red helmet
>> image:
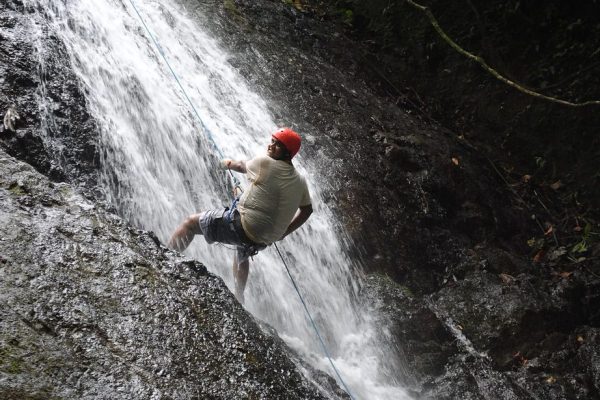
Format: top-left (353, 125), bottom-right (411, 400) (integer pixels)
top-left (272, 127), bottom-right (301, 158)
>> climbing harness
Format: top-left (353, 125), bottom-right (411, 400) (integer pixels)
top-left (225, 197), bottom-right (239, 223)
top-left (126, 1), bottom-right (356, 399)
top-left (225, 197), bottom-right (263, 260)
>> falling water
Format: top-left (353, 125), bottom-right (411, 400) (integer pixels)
top-left (26, 1), bottom-right (411, 398)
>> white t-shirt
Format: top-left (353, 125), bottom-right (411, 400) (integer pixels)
top-left (238, 155), bottom-right (311, 244)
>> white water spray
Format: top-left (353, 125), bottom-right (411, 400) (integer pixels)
top-left (26, 1), bottom-right (411, 398)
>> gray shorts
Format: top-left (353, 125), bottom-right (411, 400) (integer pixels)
top-left (198, 208), bottom-right (266, 264)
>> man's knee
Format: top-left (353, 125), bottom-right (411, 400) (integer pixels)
top-left (184, 213), bottom-right (203, 235)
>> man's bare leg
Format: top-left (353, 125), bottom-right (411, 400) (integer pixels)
top-left (167, 213), bottom-right (203, 251)
top-left (232, 255), bottom-right (249, 304)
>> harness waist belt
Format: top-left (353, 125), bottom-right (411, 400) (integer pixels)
top-left (231, 210), bottom-right (262, 247)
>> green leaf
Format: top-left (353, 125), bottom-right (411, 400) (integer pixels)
top-left (547, 247), bottom-right (567, 261)
top-left (584, 222), bottom-right (592, 237)
top-left (535, 156), bottom-right (546, 168)
top-left (571, 241), bottom-right (588, 254)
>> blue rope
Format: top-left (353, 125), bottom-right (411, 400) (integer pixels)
top-left (274, 243), bottom-right (357, 400)
top-left (127, 1), bottom-right (356, 399)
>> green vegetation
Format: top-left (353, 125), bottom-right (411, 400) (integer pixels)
top-left (223, 0), bottom-right (247, 25)
top-left (370, 272), bottom-right (415, 298)
top-left (8, 182), bottom-right (27, 195)
top-left (0, 388), bottom-right (59, 400)
top-left (0, 345), bottom-right (25, 374)
top-left (244, 351), bottom-right (258, 364)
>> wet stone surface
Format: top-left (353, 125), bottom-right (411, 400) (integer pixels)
top-left (2, 0), bottom-right (600, 399)
top-left (0, 0), bottom-right (99, 192)
top-left (0, 149), bottom-right (346, 399)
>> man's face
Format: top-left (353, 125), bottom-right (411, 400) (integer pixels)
top-left (267, 138), bottom-right (288, 160)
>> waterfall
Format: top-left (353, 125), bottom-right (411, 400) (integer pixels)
top-left (26, 1), bottom-right (411, 398)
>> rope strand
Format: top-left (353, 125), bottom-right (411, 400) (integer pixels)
top-left (274, 243), bottom-right (356, 399)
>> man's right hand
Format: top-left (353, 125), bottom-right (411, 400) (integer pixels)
top-left (222, 158), bottom-right (233, 169)
top-left (222, 159), bottom-right (247, 173)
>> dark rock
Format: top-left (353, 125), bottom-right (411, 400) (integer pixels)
top-left (0, 0), bottom-right (99, 191)
top-left (363, 274), bottom-right (456, 392)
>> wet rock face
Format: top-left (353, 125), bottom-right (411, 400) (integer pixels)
top-left (0, 0), bottom-right (99, 191)
top-left (0, 149), bottom-right (345, 399)
top-left (428, 267), bottom-right (600, 399)
top-left (363, 274), bottom-right (457, 393)
top-left (364, 267), bottom-right (600, 400)
top-left (2, 1), bottom-right (599, 399)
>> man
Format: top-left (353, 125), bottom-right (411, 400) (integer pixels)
top-left (168, 127), bottom-right (313, 303)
